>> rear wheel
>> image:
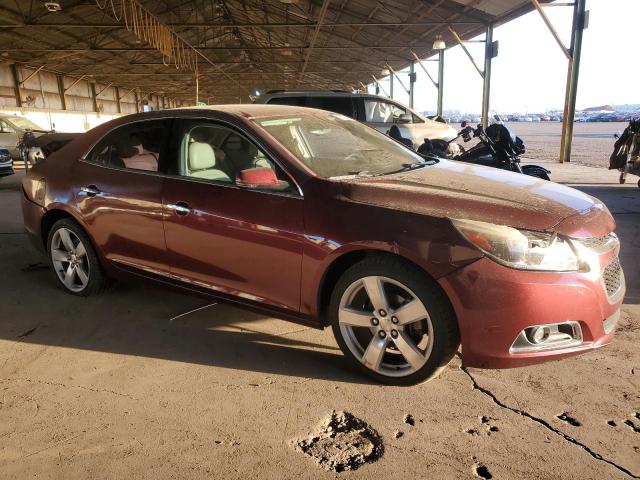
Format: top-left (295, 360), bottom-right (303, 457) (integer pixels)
top-left (329, 256), bottom-right (459, 385)
top-left (47, 219), bottom-right (105, 296)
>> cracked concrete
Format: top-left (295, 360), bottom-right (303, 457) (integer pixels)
top-left (1, 158), bottom-right (639, 479)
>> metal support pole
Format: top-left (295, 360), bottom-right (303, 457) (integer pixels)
top-left (115, 86), bottom-right (122, 114)
top-left (560, 0), bottom-right (586, 163)
top-left (389, 72), bottom-right (394, 99)
top-left (9, 64), bottom-right (22, 107)
top-left (57, 75), bottom-right (66, 110)
top-left (481, 25), bottom-right (494, 129)
top-left (437, 50), bottom-right (444, 117)
top-left (90, 83), bottom-right (98, 113)
top-left (134, 90), bottom-right (140, 113)
top-left (409, 63), bottom-right (415, 108)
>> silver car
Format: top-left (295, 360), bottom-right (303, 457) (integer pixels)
top-left (0, 115), bottom-right (48, 159)
top-left (254, 91), bottom-right (457, 148)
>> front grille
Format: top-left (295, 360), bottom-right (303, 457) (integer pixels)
top-left (602, 257), bottom-right (622, 298)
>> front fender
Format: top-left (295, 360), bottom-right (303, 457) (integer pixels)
top-left (521, 164), bottom-right (551, 177)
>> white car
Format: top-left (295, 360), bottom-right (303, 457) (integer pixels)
top-left (255, 91), bottom-right (458, 148)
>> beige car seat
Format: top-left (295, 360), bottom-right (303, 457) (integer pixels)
top-left (188, 142), bottom-right (231, 181)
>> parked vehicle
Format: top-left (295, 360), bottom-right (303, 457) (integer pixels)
top-left (254, 90), bottom-right (458, 148)
top-left (19, 131), bottom-right (82, 165)
top-left (419, 120), bottom-right (551, 180)
top-left (610, 119), bottom-right (640, 187)
top-left (0, 115), bottom-right (49, 159)
top-left (22, 105), bottom-right (625, 385)
top-left (0, 148), bottom-right (13, 179)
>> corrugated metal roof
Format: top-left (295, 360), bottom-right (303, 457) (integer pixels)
top-left (0, 0), bottom-right (548, 103)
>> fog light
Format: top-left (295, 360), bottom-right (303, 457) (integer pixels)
top-left (528, 326), bottom-right (551, 344)
top-left (510, 321), bottom-right (582, 353)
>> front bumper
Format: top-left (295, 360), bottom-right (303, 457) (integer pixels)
top-left (0, 163), bottom-right (14, 177)
top-left (438, 251), bottom-right (624, 369)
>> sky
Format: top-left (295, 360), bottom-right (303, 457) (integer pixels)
top-left (370, 0), bottom-right (639, 114)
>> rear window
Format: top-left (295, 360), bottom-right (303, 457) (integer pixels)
top-left (267, 97), bottom-right (307, 107)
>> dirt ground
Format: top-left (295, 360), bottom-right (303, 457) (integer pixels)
top-left (0, 132), bottom-right (639, 479)
top-left (506, 121), bottom-right (625, 169)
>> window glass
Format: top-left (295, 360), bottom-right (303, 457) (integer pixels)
top-left (0, 119), bottom-right (16, 133)
top-left (88, 120), bottom-right (168, 172)
top-left (364, 100), bottom-right (422, 124)
top-left (256, 109), bottom-right (430, 179)
top-left (173, 121), bottom-right (296, 193)
top-left (306, 97), bottom-right (355, 118)
top-left (267, 96), bottom-right (307, 107)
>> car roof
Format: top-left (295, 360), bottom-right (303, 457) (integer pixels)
top-left (259, 91), bottom-right (390, 100)
top-left (174, 103), bottom-right (339, 119)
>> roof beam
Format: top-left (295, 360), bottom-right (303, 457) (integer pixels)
top-left (299, 0), bottom-right (331, 83)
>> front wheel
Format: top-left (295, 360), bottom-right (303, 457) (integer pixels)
top-left (329, 256), bottom-right (460, 385)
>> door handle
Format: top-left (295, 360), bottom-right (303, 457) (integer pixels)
top-left (80, 185), bottom-right (101, 197)
top-left (169, 201), bottom-right (191, 216)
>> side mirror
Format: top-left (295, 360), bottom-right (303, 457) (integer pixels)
top-left (237, 167), bottom-right (290, 191)
top-left (398, 113), bottom-right (412, 124)
top-left (613, 133), bottom-right (620, 139)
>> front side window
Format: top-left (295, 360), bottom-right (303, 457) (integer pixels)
top-left (170, 120), bottom-right (297, 193)
top-left (364, 100), bottom-right (422, 124)
top-left (256, 109), bottom-right (430, 179)
top-left (7, 117), bottom-right (44, 131)
top-left (0, 119), bottom-right (16, 133)
top-left (87, 120), bottom-right (169, 172)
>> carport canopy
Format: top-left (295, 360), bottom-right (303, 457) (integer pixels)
top-left (0, 0), bottom-right (550, 103)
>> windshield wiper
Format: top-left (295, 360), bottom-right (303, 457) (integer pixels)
top-left (385, 160), bottom-right (436, 175)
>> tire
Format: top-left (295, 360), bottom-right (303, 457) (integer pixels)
top-left (329, 255), bottom-right (460, 385)
top-left (47, 218), bottom-right (105, 296)
top-left (535, 173), bottom-right (550, 180)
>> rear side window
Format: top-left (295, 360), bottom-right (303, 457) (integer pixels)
top-left (306, 97), bottom-right (355, 118)
top-left (266, 96), bottom-right (307, 107)
top-left (87, 119), bottom-right (170, 173)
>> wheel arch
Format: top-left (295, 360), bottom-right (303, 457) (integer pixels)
top-left (316, 247), bottom-right (451, 327)
top-left (40, 207), bottom-right (101, 263)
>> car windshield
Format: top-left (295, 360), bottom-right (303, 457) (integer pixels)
top-left (255, 109), bottom-right (431, 179)
top-left (7, 117), bottom-right (44, 130)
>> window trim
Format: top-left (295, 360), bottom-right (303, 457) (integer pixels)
top-left (81, 117), bottom-right (170, 176)
top-left (80, 115), bottom-right (304, 198)
top-left (170, 118), bottom-right (303, 198)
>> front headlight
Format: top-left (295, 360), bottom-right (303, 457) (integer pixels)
top-left (452, 218), bottom-right (579, 272)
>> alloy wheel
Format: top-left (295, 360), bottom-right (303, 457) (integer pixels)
top-left (338, 276), bottom-right (433, 378)
top-left (50, 227), bottom-right (90, 293)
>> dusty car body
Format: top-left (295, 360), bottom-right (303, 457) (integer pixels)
top-left (21, 105), bottom-right (625, 384)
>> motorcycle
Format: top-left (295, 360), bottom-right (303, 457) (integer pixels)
top-left (418, 119), bottom-right (551, 180)
top-left (610, 119), bottom-right (640, 188)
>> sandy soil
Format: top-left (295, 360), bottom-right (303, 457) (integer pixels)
top-left (0, 160), bottom-right (639, 479)
top-left (505, 121), bottom-right (625, 169)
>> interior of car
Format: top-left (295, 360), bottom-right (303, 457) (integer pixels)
top-left (181, 124), bottom-right (276, 183)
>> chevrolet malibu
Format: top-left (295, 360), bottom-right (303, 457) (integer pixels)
top-left (21, 105), bottom-right (625, 385)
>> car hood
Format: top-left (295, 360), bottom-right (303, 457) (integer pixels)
top-left (337, 159), bottom-right (614, 238)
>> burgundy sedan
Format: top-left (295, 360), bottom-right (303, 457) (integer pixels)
top-left (21, 105), bottom-right (625, 385)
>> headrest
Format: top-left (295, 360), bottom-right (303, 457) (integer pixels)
top-left (226, 135), bottom-right (245, 151)
top-left (189, 142), bottom-right (215, 171)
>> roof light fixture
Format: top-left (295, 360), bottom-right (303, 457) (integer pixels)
top-left (432, 35), bottom-right (446, 50)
